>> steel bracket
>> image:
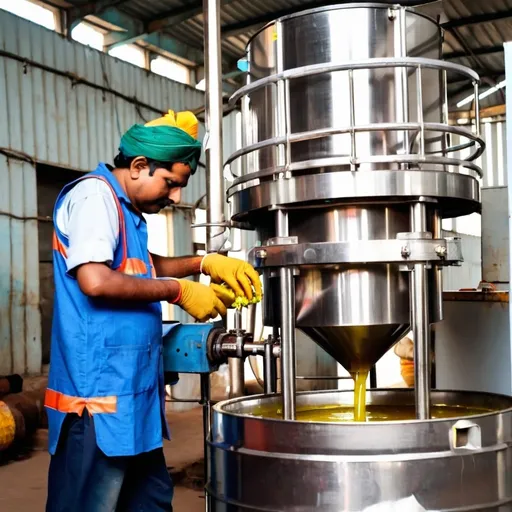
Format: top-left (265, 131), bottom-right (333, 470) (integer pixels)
top-left (248, 237), bottom-right (463, 268)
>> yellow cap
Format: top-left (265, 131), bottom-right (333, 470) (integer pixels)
top-left (145, 109), bottom-right (199, 139)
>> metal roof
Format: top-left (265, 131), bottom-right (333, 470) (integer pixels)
top-left (441, 0), bottom-right (510, 108)
top-left (47, 1), bottom-right (512, 108)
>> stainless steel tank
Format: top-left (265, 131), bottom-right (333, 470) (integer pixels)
top-left (205, 2), bottom-right (499, 510)
top-left (226, 3), bottom-right (484, 382)
top-left (208, 390), bottom-right (512, 511)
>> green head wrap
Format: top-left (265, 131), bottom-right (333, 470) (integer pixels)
top-left (119, 124), bottom-right (202, 172)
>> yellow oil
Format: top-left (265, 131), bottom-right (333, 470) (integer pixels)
top-left (248, 403), bottom-right (493, 422)
top-left (351, 370), bottom-right (368, 422)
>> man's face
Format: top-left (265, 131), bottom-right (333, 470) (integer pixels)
top-left (126, 157), bottom-right (191, 214)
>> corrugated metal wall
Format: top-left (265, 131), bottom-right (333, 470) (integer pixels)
top-left (447, 119), bottom-right (506, 235)
top-left (441, 230), bottom-right (482, 290)
top-left (0, 10), bottom-right (205, 171)
top-left (0, 10), bottom-right (241, 373)
top-left (442, 119), bottom-right (506, 286)
top-left (449, 119), bottom-right (507, 189)
top-left (479, 120), bottom-right (507, 189)
top-left (0, 155), bottom-right (41, 375)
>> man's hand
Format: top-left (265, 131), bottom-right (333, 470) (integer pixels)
top-left (210, 282), bottom-right (236, 308)
top-left (201, 254), bottom-right (262, 300)
top-left (210, 282), bottom-right (263, 310)
top-left (174, 280), bottom-right (227, 322)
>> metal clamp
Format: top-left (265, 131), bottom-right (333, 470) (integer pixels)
top-left (249, 237), bottom-right (463, 268)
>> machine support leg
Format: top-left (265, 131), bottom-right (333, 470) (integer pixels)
top-left (200, 373), bottom-right (212, 511)
top-left (276, 209), bottom-right (296, 419)
top-left (279, 267), bottom-right (296, 420)
top-left (228, 359), bottom-right (244, 398)
top-left (411, 202), bottom-right (431, 420)
top-left (264, 339), bottom-right (277, 394)
top-left (228, 310), bottom-right (245, 398)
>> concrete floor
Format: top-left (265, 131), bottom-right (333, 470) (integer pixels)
top-left (0, 407), bottom-right (206, 511)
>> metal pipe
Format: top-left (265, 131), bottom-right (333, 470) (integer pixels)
top-left (279, 267), bottom-right (296, 420)
top-left (275, 207), bottom-right (296, 418)
top-left (276, 210), bottom-right (289, 235)
top-left (234, 309), bottom-right (242, 330)
top-left (246, 303), bottom-right (256, 337)
top-left (398, 7), bottom-right (410, 160)
top-left (200, 373), bottom-right (211, 511)
top-left (433, 209), bottom-right (444, 322)
top-left (473, 82), bottom-right (481, 138)
top-left (229, 360), bottom-right (244, 398)
top-left (411, 202), bottom-right (431, 420)
top-left (263, 340), bottom-right (277, 394)
top-left (203, 0), bottom-right (226, 253)
top-left (228, 309), bottom-right (245, 397)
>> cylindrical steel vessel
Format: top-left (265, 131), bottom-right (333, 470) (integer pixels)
top-left (227, 3), bottom-right (483, 221)
top-left (227, 3), bottom-right (484, 374)
top-left (208, 390), bottom-right (512, 511)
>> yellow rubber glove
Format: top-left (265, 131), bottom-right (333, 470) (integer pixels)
top-left (201, 254), bottom-right (262, 300)
top-left (211, 282), bottom-right (263, 310)
top-left (174, 279), bottom-right (227, 322)
top-left (210, 282), bottom-right (236, 308)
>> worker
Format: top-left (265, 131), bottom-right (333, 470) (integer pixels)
top-left (44, 110), bottom-right (261, 512)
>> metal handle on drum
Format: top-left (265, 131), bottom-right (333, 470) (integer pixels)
top-left (449, 420), bottom-right (482, 452)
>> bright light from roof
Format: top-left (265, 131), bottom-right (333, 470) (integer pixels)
top-left (109, 44), bottom-right (145, 68)
top-left (456, 80), bottom-right (506, 108)
top-left (0, 0), bottom-right (55, 30)
top-left (151, 56), bottom-right (190, 84)
top-left (72, 23), bottom-right (104, 51)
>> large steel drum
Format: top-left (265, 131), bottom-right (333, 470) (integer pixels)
top-left (208, 390), bottom-right (512, 511)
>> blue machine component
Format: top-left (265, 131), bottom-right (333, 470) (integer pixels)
top-left (162, 322), bottom-right (220, 374)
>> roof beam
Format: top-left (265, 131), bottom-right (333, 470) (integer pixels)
top-left (148, 2), bottom-right (204, 33)
top-left (448, 104), bottom-right (505, 122)
top-left (147, 0), bottom-right (236, 33)
top-left (444, 45), bottom-right (504, 60)
top-left (447, 70), bottom-right (505, 84)
top-left (87, 7), bottom-right (204, 65)
top-left (221, 0), bottom-right (340, 38)
top-left (66, 0), bottom-right (128, 33)
top-left (442, 10), bottom-right (512, 30)
top-left (102, 0), bottom-right (237, 49)
top-left (143, 33), bottom-right (206, 66)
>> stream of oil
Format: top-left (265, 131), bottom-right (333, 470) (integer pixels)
top-left (351, 369), bottom-right (368, 422)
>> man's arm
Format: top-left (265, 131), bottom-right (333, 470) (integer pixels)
top-left (77, 263), bottom-right (180, 302)
top-left (77, 262), bottom-right (227, 321)
top-left (150, 253), bottom-right (202, 278)
top-left (59, 181), bottom-right (181, 302)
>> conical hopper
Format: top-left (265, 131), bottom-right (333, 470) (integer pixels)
top-left (294, 254), bottom-right (412, 374)
top-left (300, 324), bottom-right (410, 373)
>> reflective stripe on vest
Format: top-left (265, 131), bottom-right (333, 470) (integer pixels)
top-left (51, 175), bottom-right (152, 277)
top-left (45, 388), bottom-right (117, 416)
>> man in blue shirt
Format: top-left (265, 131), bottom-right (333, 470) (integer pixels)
top-left (45, 110), bottom-right (261, 511)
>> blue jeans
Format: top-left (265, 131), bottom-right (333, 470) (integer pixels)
top-left (46, 413), bottom-right (173, 512)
